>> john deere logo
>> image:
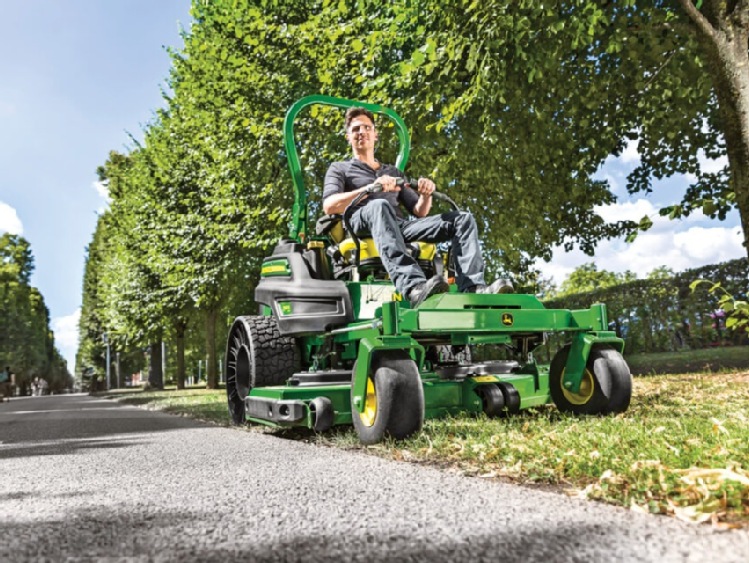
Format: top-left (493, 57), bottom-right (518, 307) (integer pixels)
top-left (502, 313), bottom-right (514, 326)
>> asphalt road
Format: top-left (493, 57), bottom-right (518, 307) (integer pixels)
top-left (1, 394), bottom-right (748, 562)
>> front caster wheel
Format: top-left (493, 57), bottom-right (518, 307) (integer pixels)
top-left (351, 351), bottom-right (424, 445)
top-left (550, 344), bottom-right (632, 415)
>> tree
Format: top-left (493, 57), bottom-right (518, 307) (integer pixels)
top-left (556, 262), bottom-right (636, 297)
top-left (315, 1), bottom-right (747, 267)
top-left (671, 0), bottom-right (749, 254)
top-left (1, 234), bottom-right (71, 392)
top-left (81, 0), bottom-right (749, 394)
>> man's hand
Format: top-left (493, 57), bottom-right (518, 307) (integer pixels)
top-left (375, 175), bottom-right (401, 193)
top-left (416, 177), bottom-right (435, 198)
top-left (412, 177), bottom-right (435, 218)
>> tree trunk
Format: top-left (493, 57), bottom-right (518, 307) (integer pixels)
top-left (147, 341), bottom-right (163, 389)
top-left (205, 308), bottom-right (218, 389)
top-left (175, 320), bottom-right (187, 390)
top-left (115, 352), bottom-right (121, 388)
top-left (680, 0), bottom-right (749, 255)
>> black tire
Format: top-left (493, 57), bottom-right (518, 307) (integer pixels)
top-left (598, 347), bottom-right (633, 414)
top-left (351, 351), bottom-right (424, 445)
top-left (351, 364), bottom-right (396, 445)
top-left (496, 382), bottom-right (521, 415)
top-left (475, 383), bottom-right (505, 417)
top-left (380, 352), bottom-right (424, 439)
top-left (225, 315), bottom-right (300, 425)
top-left (550, 344), bottom-right (630, 415)
top-left (309, 396), bottom-right (334, 432)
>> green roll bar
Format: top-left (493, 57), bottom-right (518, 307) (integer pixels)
top-left (283, 95), bottom-right (411, 242)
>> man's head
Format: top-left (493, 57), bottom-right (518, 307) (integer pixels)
top-left (344, 107), bottom-right (375, 132)
top-left (345, 107), bottom-right (378, 153)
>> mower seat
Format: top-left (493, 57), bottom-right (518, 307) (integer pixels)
top-left (338, 238), bottom-right (437, 263)
top-left (316, 214), bottom-right (440, 280)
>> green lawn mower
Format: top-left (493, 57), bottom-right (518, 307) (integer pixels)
top-left (225, 95), bottom-right (632, 444)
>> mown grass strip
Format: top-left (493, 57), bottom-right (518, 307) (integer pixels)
top-left (107, 368), bottom-right (749, 528)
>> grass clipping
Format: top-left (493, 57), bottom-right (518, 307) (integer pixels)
top-left (582, 462), bottom-right (749, 528)
top-left (576, 374), bottom-right (749, 528)
top-left (358, 371), bottom-right (749, 529)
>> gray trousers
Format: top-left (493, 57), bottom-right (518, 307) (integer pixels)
top-left (349, 199), bottom-right (486, 297)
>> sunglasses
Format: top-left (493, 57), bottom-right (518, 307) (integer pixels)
top-left (349, 124), bottom-right (375, 134)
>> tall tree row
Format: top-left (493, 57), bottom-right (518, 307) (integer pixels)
top-left (0, 234), bottom-right (71, 393)
top-left (77, 0), bottom-right (748, 387)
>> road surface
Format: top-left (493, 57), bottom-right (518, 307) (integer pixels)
top-left (1, 394), bottom-right (747, 561)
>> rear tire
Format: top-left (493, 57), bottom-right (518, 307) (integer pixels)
top-left (225, 316), bottom-right (300, 425)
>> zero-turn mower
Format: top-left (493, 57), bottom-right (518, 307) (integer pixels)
top-left (225, 95), bottom-right (632, 444)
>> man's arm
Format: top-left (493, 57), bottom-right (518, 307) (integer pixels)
top-left (323, 162), bottom-right (365, 215)
top-left (323, 187), bottom-right (370, 215)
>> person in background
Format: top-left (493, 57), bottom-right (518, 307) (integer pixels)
top-left (0, 366), bottom-right (13, 402)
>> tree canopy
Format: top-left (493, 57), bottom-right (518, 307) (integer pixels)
top-left (555, 262), bottom-right (637, 297)
top-left (78, 0), bottom-right (748, 387)
top-left (0, 234), bottom-right (71, 393)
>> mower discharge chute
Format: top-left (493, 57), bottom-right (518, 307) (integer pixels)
top-left (225, 95), bottom-right (632, 444)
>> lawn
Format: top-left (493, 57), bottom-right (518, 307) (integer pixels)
top-left (105, 346), bottom-right (749, 528)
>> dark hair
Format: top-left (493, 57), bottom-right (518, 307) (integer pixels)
top-left (344, 107), bottom-right (375, 131)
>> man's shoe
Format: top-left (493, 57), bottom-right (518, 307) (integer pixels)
top-left (471, 279), bottom-right (514, 294)
top-left (409, 275), bottom-right (449, 308)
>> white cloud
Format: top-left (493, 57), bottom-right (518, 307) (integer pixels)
top-left (93, 180), bottom-right (111, 213)
top-left (599, 172), bottom-right (622, 195)
top-left (93, 180), bottom-right (109, 200)
top-left (595, 198), bottom-right (708, 229)
top-left (51, 309), bottom-right (80, 373)
top-left (536, 200), bottom-right (745, 285)
top-left (697, 150), bottom-right (728, 175)
top-left (547, 131), bottom-right (742, 287)
top-left (620, 138), bottom-right (640, 164)
top-left (0, 201), bottom-right (23, 235)
top-left (595, 198), bottom-right (655, 223)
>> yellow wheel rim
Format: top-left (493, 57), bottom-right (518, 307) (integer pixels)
top-left (360, 377), bottom-right (377, 427)
top-left (562, 368), bottom-right (596, 405)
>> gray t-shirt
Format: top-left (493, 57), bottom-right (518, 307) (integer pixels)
top-left (323, 159), bottom-right (419, 219)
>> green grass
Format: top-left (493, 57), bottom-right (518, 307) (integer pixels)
top-left (104, 348), bottom-right (749, 528)
top-left (106, 387), bottom-right (231, 425)
top-left (625, 345), bottom-right (749, 375)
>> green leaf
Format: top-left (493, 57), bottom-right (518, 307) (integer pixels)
top-left (638, 215), bottom-right (653, 230)
top-left (411, 50), bottom-right (426, 67)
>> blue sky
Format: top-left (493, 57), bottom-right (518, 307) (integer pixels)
top-left (0, 1), bottom-right (191, 372)
top-left (0, 2), bottom-right (745, 374)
